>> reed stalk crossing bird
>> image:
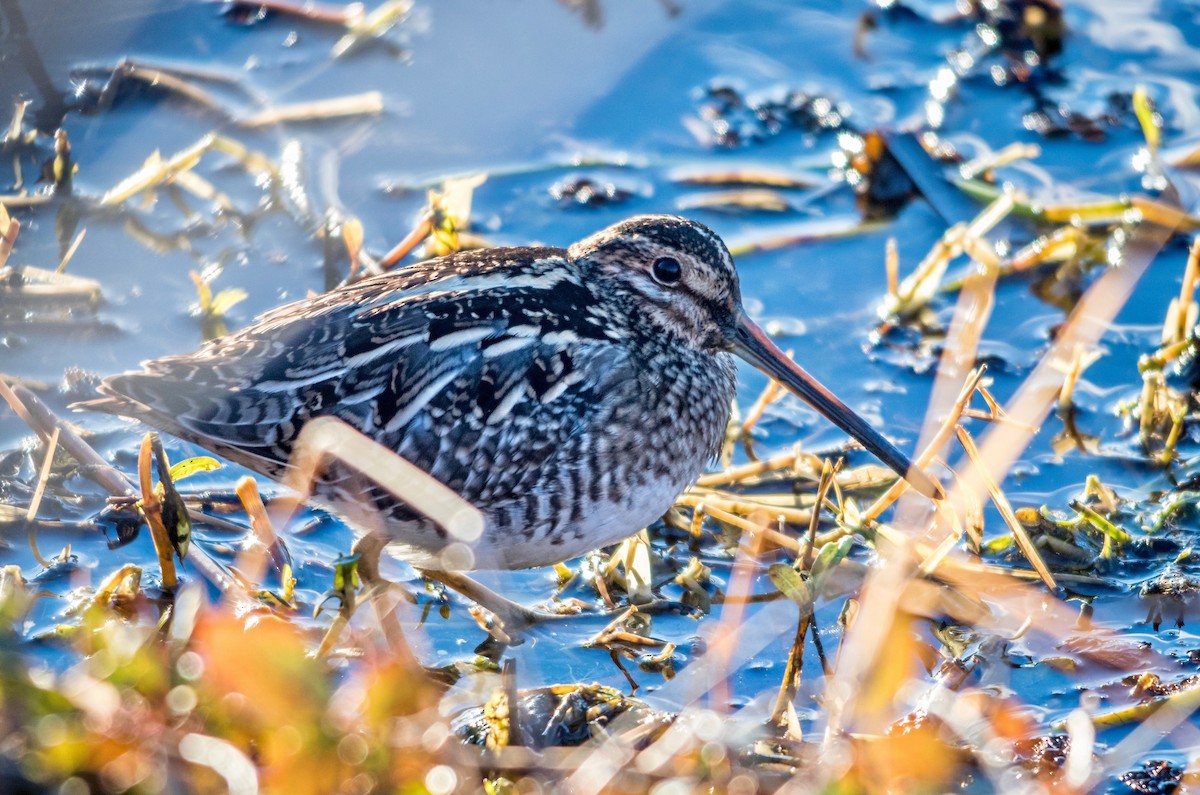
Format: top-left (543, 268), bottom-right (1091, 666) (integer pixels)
top-left (80, 215), bottom-right (939, 622)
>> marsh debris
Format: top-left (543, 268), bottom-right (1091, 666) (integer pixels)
top-left (688, 82), bottom-right (848, 149)
top-left (454, 683), bottom-right (669, 750)
top-left (1119, 759), bottom-right (1184, 795)
top-left (549, 175), bottom-right (636, 208)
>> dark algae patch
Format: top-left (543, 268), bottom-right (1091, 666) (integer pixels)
top-left (7, 0), bottom-right (1200, 792)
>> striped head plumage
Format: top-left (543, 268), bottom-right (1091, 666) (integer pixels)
top-left (568, 215), bottom-right (741, 353)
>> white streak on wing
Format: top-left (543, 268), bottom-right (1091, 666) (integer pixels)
top-left (384, 367), bottom-right (462, 432)
top-left (541, 330), bottom-right (579, 345)
top-left (483, 337), bottom-right (535, 358)
top-left (368, 266), bottom-right (577, 307)
top-left (487, 383), bottom-right (527, 425)
top-left (339, 385), bottom-right (385, 405)
top-left (505, 324), bottom-right (541, 338)
top-left (255, 372), bottom-right (336, 392)
top-left (540, 370), bottom-right (583, 404)
top-left (429, 325), bottom-right (496, 352)
top-left (343, 332), bottom-right (424, 368)
top-left (252, 332), bottom-right (426, 392)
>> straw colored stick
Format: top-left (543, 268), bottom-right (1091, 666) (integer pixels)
top-left (820, 211), bottom-right (1172, 757)
top-left (237, 91), bottom-right (384, 128)
top-left (56, 228), bottom-right (86, 274)
top-left (278, 416), bottom-right (482, 544)
top-left (956, 426), bottom-right (1056, 589)
top-left (676, 492), bottom-right (813, 527)
top-left (885, 237), bottom-right (899, 298)
top-left (138, 434), bottom-right (178, 588)
top-left (24, 426), bottom-right (59, 568)
top-left (0, 213), bottom-right (19, 267)
top-left (234, 476), bottom-right (279, 586)
top-left (862, 367), bottom-right (984, 524)
top-left (3, 383), bottom-right (135, 497)
top-left (801, 459), bottom-right (839, 570)
top-left (379, 212), bottom-right (433, 270)
top-left (739, 378), bottom-right (782, 441)
top-left (2, 384), bottom-right (245, 597)
top-left (695, 448), bottom-right (804, 487)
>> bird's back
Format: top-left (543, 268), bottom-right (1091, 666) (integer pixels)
top-left (80, 245), bottom-right (737, 569)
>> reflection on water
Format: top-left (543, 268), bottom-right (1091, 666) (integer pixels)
top-left (5, 0), bottom-right (1200, 787)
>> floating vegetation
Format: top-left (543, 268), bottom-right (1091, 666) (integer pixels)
top-left (686, 83), bottom-right (849, 149)
top-left (8, 1), bottom-right (1200, 792)
top-left (549, 175), bottom-right (636, 208)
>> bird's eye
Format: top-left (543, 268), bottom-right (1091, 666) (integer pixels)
top-left (651, 256), bottom-right (682, 285)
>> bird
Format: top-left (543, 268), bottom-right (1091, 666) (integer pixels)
top-left (79, 215), bottom-right (939, 614)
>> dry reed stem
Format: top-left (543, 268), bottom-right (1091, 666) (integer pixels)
top-left (106, 63), bottom-right (234, 119)
top-left (1005, 225), bottom-right (1081, 273)
top-left (237, 91), bottom-right (384, 128)
top-left (380, 213), bottom-right (433, 270)
top-left (695, 447), bottom-right (812, 488)
top-left (342, 216), bottom-right (364, 281)
top-left (332, 0), bottom-right (411, 57)
top-left (916, 498), bottom-right (966, 577)
top-left (24, 426), bottom-right (60, 568)
top-left (2, 383), bottom-right (244, 597)
top-left (0, 210), bottom-right (19, 267)
top-left (1057, 345), bottom-right (1097, 414)
top-left (234, 476), bottom-right (278, 587)
top-left (725, 218), bottom-right (884, 257)
top-left (818, 212), bottom-right (1172, 759)
top-left (314, 612), bottom-right (352, 659)
top-left (738, 377), bottom-right (782, 447)
top-left (770, 607), bottom-right (811, 727)
top-left (677, 492), bottom-right (813, 529)
top-left (700, 501), bottom-right (848, 551)
top-left (1130, 196), bottom-right (1198, 230)
top-left (56, 228), bottom-right (87, 274)
top-left (278, 416), bottom-right (482, 546)
top-left (956, 425), bottom-right (1056, 589)
top-left (3, 384), bottom-right (135, 498)
top-left (138, 433), bottom-right (178, 588)
top-left (802, 458), bottom-right (839, 570)
top-left (363, 583), bottom-right (423, 674)
top-left (862, 366), bottom-right (984, 524)
top-left (704, 514), bottom-right (770, 713)
top-left (100, 135), bottom-right (213, 206)
top-left (958, 142), bottom-right (1041, 181)
top-left (1165, 237), bottom-right (1200, 345)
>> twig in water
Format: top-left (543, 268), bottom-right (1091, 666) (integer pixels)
top-left (24, 426), bottom-right (60, 569)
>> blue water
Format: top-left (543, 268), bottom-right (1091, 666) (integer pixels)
top-left (5, 0), bottom-right (1200, 789)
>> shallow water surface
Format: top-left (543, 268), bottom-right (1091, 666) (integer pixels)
top-left (4, 0), bottom-right (1200, 791)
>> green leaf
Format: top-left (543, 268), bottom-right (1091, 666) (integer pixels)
top-left (982, 536), bottom-right (1014, 554)
top-left (332, 553), bottom-right (361, 593)
top-left (209, 288), bottom-right (249, 318)
top-left (169, 456), bottom-right (221, 482)
top-left (809, 536), bottom-right (854, 587)
top-left (768, 563), bottom-right (813, 617)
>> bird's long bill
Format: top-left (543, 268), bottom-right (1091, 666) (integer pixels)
top-left (732, 315), bottom-right (942, 500)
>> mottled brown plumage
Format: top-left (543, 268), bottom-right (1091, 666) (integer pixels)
top-left (80, 215), bottom-right (937, 570)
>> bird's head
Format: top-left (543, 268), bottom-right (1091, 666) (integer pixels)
top-left (570, 214), bottom-right (942, 500)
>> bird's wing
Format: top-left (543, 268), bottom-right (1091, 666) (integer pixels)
top-left (77, 248), bottom-right (633, 490)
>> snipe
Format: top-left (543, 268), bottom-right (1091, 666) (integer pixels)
top-left (80, 215), bottom-right (939, 618)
